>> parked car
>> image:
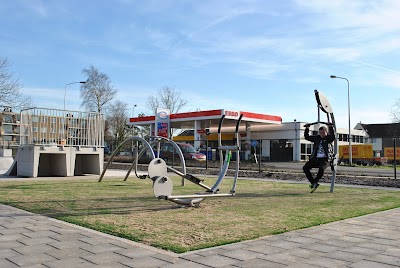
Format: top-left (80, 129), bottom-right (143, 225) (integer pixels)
top-left (161, 143), bottom-right (206, 162)
top-left (118, 151), bottom-right (131, 156)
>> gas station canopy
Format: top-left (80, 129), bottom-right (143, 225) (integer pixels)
top-left (129, 109), bottom-right (281, 132)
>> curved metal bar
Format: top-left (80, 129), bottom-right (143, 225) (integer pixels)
top-left (168, 198), bottom-right (204, 207)
top-left (211, 150), bottom-right (231, 193)
top-left (123, 145), bottom-right (152, 181)
top-left (99, 136), bottom-right (155, 182)
top-left (231, 114), bottom-right (244, 193)
top-left (329, 112), bottom-right (338, 193)
top-left (149, 136), bottom-right (186, 176)
top-left (218, 115), bottom-right (225, 172)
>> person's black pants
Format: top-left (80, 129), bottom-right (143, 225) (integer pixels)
top-left (303, 158), bottom-right (329, 184)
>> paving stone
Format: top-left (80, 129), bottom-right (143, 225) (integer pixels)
top-left (12, 244), bottom-right (56, 255)
top-left (81, 251), bottom-right (133, 265)
top-left (0, 249), bottom-right (21, 259)
top-left (383, 247), bottom-right (400, 257)
top-left (245, 244), bottom-right (285, 255)
top-left (264, 240), bottom-right (303, 250)
top-left (285, 262), bottom-right (321, 268)
top-left (319, 239), bottom-right (357, 248)
top-left (0, 227), bottom-right (32, 235)
top-left (49, 239), bottom-right (91, 250)
top-left (6, 253), bottom-right (58, 267)
top-left (258, 252), bottom-right (308, 266)
top-left (116, 248), bottom-right (158, 258)
top-left (45, 247), bottom-right (96, 259)
top-left (181, 254), bottom-right (240, 267)
top-left (42, 257), bottom-right (96, 268)
top-left (302, 256), bottom-right (352, 268)
top-left (79, 242), bottom-right (126, 254)
top-left (349, 260), bottom-right (398, 268)
top-left (0, 233), bottom-right (28, 242)
top-left (17, 236), bottom-right (58, 246)
top-left (0, 258), bottom-right (19, 268)
top-left (48, 232), bottom-right (92, 242)
top-left (299, 242), bottom-right (341, 253)
top-left (0, 240), bottom-right (25, 250)
top-left (283, 235), bottom-right (321, 244)
top-left (286, 248), bottom-right (326, 259)
top-left (119, 256), bottom-right (173, 268)
top-left (323, 250), bottom-right (366, 262)
top-left (218, 249), bottom-right (266, 261)
top-left (163, 259), bottom-right (210, 268)
top-left (193, 248), bottom-right (233, 257)
top-left (79, 236), bottom-right (119, 245)
top-left (232, 257), bottom-right (286, 268)
top-left (96, 263), bottom-right (131, 268)
top-left (21, 230), bottom-right (60, 239)
top-left (364, 254), bottom-right (400, 267)
top-left (340, 245), bottom-right (385, 256)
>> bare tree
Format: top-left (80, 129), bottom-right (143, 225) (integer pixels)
top-left (390, 99), bottom-right (400, 122)
top-left (0, 57), bottom-right (32, 108)
top-left (107, 100), bottom-right (129, 146)
top-left (80, 66), bottom-right (117, 112)
top-left (147, 86), bottom-right (188, 114)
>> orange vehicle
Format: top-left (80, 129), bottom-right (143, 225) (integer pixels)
top-left (339, 144), bottom-right (384, 165)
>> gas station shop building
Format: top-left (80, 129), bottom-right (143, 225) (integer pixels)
top-left (129, 109), bottom-right (367, 161)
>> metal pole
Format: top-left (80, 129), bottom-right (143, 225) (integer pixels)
top-left (64, 81), bottom-right (86, 111)
top-left (206, 140), bottom-right (209, 169)
top-left (347, 79), bottom-right (352, 166)
top-left (259, 139), bottom-right (262, 173)
top-left (330, 76), bottom-right (351, 165)
top-left (394, 138), bottom-right (397, 180)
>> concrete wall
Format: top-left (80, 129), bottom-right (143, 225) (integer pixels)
top-left (9, 145), bottom-right (103, 178)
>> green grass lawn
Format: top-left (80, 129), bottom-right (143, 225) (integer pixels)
top-left (1, 177), bottom-right (400, 253)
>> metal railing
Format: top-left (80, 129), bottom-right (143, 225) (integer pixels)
top-left (20, 108), bottom-right (105, 147)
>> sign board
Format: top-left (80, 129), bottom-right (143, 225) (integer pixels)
top-left (197, 129), bottom-right (206, 134)
top-left (384, 147), bottom-right (400, 160)
top-left (224, 110), bottom-right (240, 119)
top-left (251, 140), bottom-right (258, 147)
top-left (338, 144), bottom-right (373, 159)
top-left (155, 108), bottom-right (170, 138)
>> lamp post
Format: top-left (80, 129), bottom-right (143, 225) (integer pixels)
top-left (330, 75), bottom-right (352, 165)
top-left (64, 81), bottom-right (86, 111)
top-left (132, 104), bottom-right (137, 118)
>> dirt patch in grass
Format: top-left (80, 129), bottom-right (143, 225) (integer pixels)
top-left (1, 177), bottom-right (400, 252)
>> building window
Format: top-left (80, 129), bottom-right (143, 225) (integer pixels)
top-left (51, 117), bottom-right (56, 123)
top-left (33, 117), bottom-right (38, 123)
top-left (41, 127), bottom-right (47, 133)
top-left (41, 117), bottom-right (47, 123)
top-left (33, 127), bottom-right (38, 132)
top-left (3, 125), bottom-right (12, 134)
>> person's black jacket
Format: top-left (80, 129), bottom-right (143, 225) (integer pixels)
top-left (305, 125), bottom-right (335, 160)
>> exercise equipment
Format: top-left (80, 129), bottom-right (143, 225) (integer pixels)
top-left (99, 114), bottom-right (243, 206)
top-left (152, 114), bottom-right (243, 206)
top-left (304, 90), bottom-right (338, 192)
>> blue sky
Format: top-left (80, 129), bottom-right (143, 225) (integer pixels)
top-left (1, 0), bottom-right (400, 128)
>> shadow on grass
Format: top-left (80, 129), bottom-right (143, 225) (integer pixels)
top-left (1, 195), bottom-right (187, 218)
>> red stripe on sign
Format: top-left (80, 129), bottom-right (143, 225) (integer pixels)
top-left (240, 111), bottom-right (282, 122)
top-left (130, 116), bottom-right (155, 122)
top-left (171, 109), bottom-right (222, 119)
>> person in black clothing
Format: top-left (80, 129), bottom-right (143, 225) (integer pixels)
top-left (303, 124), bottom-right (335, 192)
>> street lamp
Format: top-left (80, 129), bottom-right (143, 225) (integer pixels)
top-left (132, 104), bottom-right (137, 117)
top-left (131, 104), bottom-right (137, 137)
top-left (64, 81), bottom-right (86, 111)
top-left (330, 75), bottom-right (352, 165)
